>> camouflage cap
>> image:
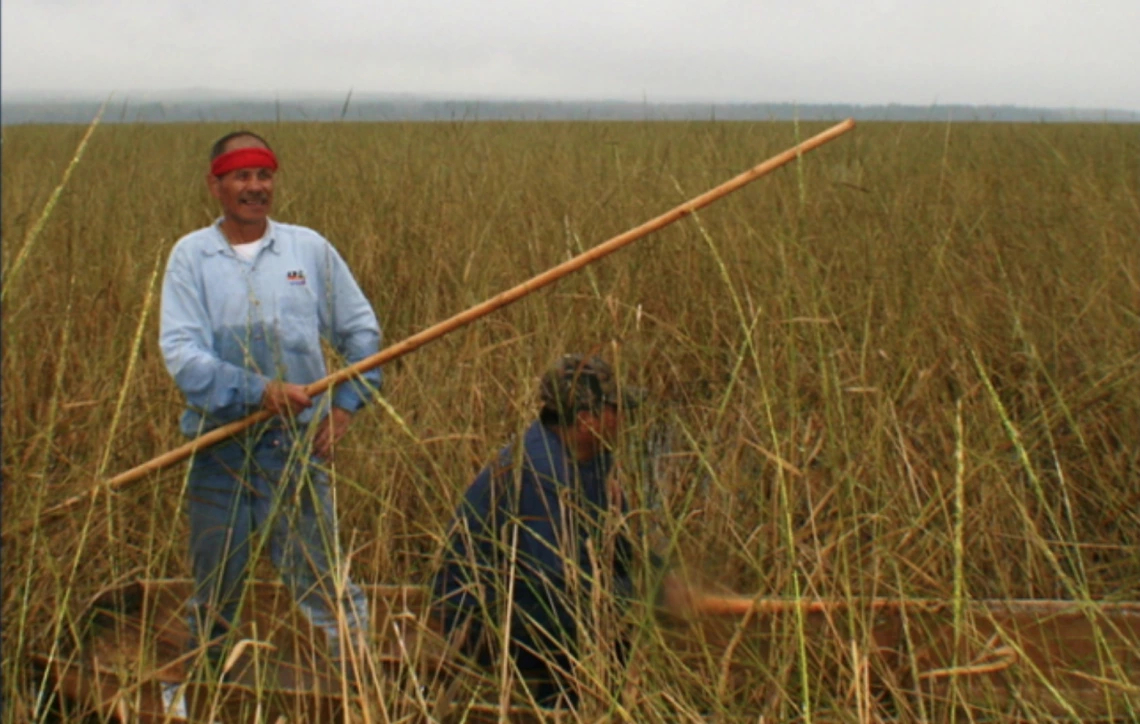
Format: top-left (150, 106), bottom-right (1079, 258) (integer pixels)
top-left (539, 353), bottom-right (646, 417)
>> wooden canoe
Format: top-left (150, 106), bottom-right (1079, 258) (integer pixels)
top-left (26, 579), bottom-right (515, 723)
top-left (664, 593), bottom-right (1140, 721)
top-left (25, 579), bottom-right (1140, 722)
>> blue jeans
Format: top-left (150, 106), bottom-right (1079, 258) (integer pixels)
top-left (185, 426), bottom-right (369, 667)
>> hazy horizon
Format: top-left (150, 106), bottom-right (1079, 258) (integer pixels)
top-left (3, 88), bottom-right (1138, 115)
top-left (3, 0), bottom-right (1137, 113)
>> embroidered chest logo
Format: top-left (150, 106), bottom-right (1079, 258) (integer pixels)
top-left (287, 270), bottom-right (306, 286)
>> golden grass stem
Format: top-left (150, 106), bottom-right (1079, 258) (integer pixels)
top-left (951, 397), bottom-right (966, 719)
top-left (969, 349), bottom-right (1083, 600)
top-left (16, 275), bottom-right (78, 705)
top-left (93, 245), bottom-right (164, 560)
top-left (2, 97), bottom-right (108, 303)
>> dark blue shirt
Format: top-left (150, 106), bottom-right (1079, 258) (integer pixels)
top-left (431, 420), bottom-right (642, 661)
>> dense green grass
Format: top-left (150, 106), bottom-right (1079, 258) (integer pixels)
top-left (2, 119), bottom-right (1138, 721)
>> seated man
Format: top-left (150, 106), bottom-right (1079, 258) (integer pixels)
top-left (430, 353), bottom-right (689, 708)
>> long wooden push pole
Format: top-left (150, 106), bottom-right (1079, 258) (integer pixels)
top-left (17, 119), bottom-right (855, 539)
top-left (692, 593), bottom-right (1140, 617)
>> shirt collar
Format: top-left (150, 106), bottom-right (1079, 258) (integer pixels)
top-left (531, 420), bottom-right (613, 484)
top-left (201, 218), bottom-right (280, 256)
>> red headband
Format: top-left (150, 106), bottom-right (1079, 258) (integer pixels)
top-left (211, 147), bottom-right (279, 177)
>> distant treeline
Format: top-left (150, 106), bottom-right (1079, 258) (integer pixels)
top-left (2, 97), bottom-right (1137, 125)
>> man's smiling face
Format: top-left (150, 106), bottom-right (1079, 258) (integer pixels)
top-left (208, 135), bottom-right (275, 230)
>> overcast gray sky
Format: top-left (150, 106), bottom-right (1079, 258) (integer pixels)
top-left (3, 0), bottom-right (1137, 109)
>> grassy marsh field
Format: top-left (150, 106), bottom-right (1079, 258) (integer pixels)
top-left (2, 119), bottom-right (1139, 721)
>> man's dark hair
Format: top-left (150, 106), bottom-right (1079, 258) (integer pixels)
top-left (540, 406), bottom-right (574, 428)
top-left (540, 400), bottom-right (619, 428)
top-left (209, 131), bottom-right (272, 161)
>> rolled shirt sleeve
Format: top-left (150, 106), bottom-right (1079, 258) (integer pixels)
top-left (316, 242), bottom-right (382, 414)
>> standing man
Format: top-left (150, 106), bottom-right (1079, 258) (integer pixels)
top-left (430, 354), bottom-right (692, 709)
top-left (160, 131), bottom-right (382, 677)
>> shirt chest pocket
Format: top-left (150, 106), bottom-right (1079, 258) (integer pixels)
top-left (272, 285), bottom-right (321, 353)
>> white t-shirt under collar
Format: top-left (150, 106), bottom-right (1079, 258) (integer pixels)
top-left (231, 232), bottom-right (267, 262)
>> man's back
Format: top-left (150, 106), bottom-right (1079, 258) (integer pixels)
top-left (431, 420), bottom-right (634, 660)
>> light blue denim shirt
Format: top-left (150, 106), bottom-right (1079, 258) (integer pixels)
top-left (160, 218), bottom-right (382, 438)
